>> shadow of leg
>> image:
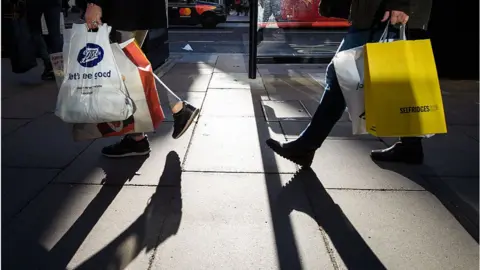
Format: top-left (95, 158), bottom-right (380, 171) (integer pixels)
top-left (73, 151), bottom-right (183, 270)
top-left (45, 155), bottom-right (149, 270)
top-left (280, 168), bottom-right (387, 270)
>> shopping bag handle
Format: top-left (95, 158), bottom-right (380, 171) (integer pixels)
top-left (378, 21), bottom-right (407, 42)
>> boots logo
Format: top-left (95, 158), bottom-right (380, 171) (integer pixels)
top-left (77, 43), bottom-right (104, 68)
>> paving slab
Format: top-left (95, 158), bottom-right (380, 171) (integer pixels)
top-left (257, 64), bottom-right (327, 76)
top-left (2, 168), bottom-right (60, 223)
top-left (159, 91), bottom-right (206, 122)
top-left (160, 73), bottom-right (212, 92)
top-left (3, 181), bottom-right (180, 270)
top-left (2, 113), bottom-right (91, 168)
top-left (440, 80), bottom-right (479, 94)
top-left (322, 189), bottom-right (479, 270)
top-left (151, 172), bottom-right (335, 270)
top-left (55, 123), bottom-right (194, 185)
top-left (441, 94), bottom-right (479, 126)
top-left (2, 119), bottom-right (31, 137)
top-left (308, 140), bottom-right (425, 190)
top-left (214, 54), bottom-right (248, 73)
top-left (2, 84), bottom-right (58, 119)
top-left (167, 63), bottom-right (215, 75)
top-left (437, 177), bottom-right (479, 214)
top-left (262, 100), bottom-right (311, 121)
top-left (263, 87), bottom-right (324, 102)
top-left (183, 117), bottom-right (297, 173)
top-left (281, 121), bottom-right (379, 141)
top-left (302, 100), bottom-right (352, 122)
top-left (262, 74), bottom-right (320, 88)
top-left (1, 59), bottom-right (52, 99)
top-left (173, 54), bottom-right (218, 64)
top-left (208, 73), bottom-right (265, 90)
top-left (454, 125), bottom-right (479, 141)
top-left (201, 89), bottom-right (265, 118)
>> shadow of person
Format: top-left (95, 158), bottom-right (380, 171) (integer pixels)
top-left (277, 168), bottom-right (387, 270)
top-left (44, 154), bottom-right (149, 270)
top-left (73, 151), bottom-right (183, 270)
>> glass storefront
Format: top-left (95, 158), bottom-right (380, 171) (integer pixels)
top-left (255, 0), bottom-right (349, 61)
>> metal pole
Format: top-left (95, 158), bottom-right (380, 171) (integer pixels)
top-left (248, 0), bottom-right (258, 79)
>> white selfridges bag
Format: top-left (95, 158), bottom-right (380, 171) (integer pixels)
top-left (333, 45), bottom-right (368, 134)
top-left (55, 24), bottom-right (135, 123)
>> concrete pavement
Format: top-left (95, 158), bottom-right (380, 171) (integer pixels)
top-left (2, 55), bottom-right (479, 270)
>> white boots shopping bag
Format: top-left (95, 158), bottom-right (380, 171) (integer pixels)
top-left (55, 24), bottom-right (134, 123)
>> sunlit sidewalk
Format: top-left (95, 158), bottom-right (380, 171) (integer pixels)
top-left (2, 55), bottom-right (479, 269)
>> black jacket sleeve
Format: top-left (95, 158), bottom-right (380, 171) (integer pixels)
top-left (384, 0), bottom-right (410, 14)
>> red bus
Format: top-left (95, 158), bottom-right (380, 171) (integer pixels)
top-left (258, 0), bottom-right (350, 28)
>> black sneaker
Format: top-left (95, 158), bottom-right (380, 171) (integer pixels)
top-left (266, 138), bottom-right (315, 167)
top-left (102, 136), bottom-right (151, 158)
top-left (41, 68), bottom-right (55, 81)
top-left (172, 101), bottom-right (199, 139)
top-left (371, 141), bottom-right (424, 164)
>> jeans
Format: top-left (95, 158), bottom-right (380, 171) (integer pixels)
top-left (26, 4), bottom-right (63, 68)
top-left (297, 26), bottom-right (398, 150)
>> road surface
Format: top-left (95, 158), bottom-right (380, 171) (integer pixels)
top-left (168, 23), bottom-right (346, 56)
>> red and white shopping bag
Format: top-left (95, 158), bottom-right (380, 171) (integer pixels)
top-left (72, 38), bottom-right (165, 141)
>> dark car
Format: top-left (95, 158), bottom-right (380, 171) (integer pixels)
top-left (168, 0), bottom-right (227, 28)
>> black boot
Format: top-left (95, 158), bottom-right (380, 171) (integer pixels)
top-left (266, 139), bottom-right (315, 167)
top-left (371, 137), bottom-right (424, 164)
top-left (41, 62), bottom-right (55, 81)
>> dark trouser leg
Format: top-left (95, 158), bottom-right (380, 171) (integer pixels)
top-left (296, 74), bottom-right (346, 150)
top-left (293, 28), bottom-right (381, 150)
top-left (43, 5), bottom-right (63, 55)
top-left (26, 7), bottom-right (50, 67)
top-left (265, 28), bottom-right (388, 166)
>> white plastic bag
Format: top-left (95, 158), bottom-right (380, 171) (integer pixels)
top-left (334, 45), bottom-right (367, 135)
top-left (55, 24), bottom-right (134, 123)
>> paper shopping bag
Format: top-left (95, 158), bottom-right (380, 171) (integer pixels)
top-left (364, 39), bottom-right (447, 137)
top-left (72, 38), bottom-right (165, 141)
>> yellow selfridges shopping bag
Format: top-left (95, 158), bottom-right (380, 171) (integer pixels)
top-left (364, 38), bottom-right (447, 137)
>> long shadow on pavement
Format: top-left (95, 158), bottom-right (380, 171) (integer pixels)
top-left (44, 151), bottom-right (183, 270)
top-left (279, 168), bottom-right (387, 270)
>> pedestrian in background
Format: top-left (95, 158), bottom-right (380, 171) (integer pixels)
top-left (85, 0), bottom-right (200, 158)
top-left (26, 0), bottom-right (63, 80)
top-left (235, 0), bottom-right (242, 16)
top-left (265, 0), bottom-right (433, 167)
top-left (242, 0), bottom-right (250, 16)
